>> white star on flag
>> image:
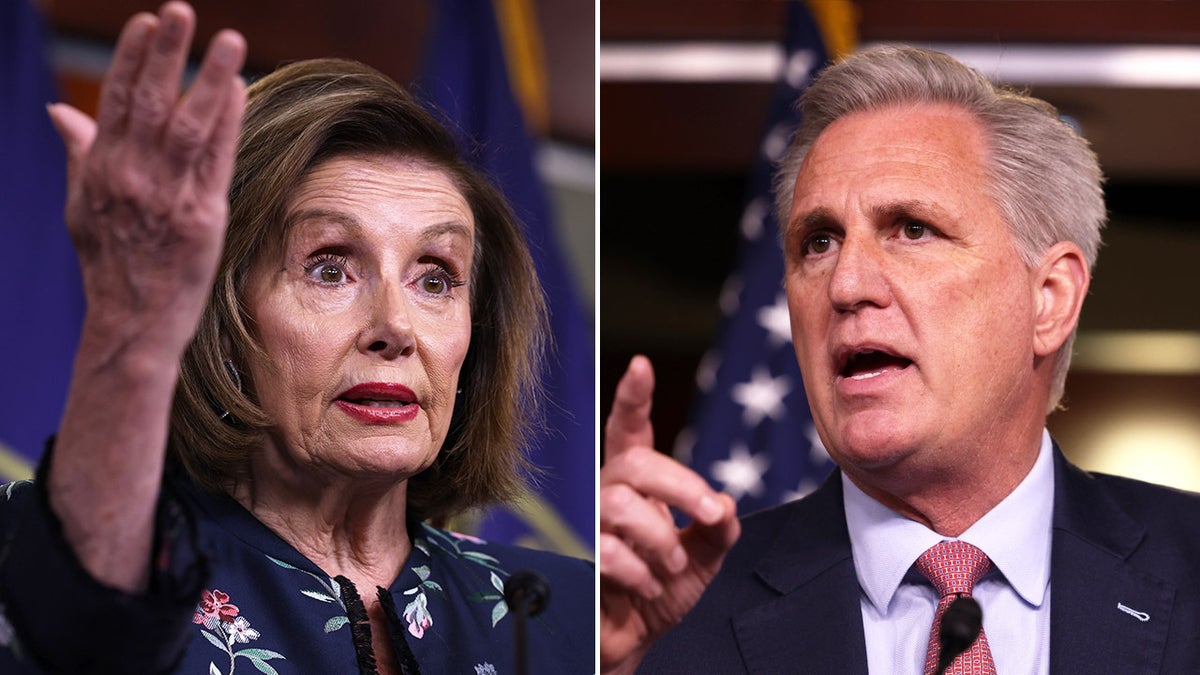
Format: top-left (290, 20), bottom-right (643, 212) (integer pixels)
top-left (719, 275), bottom-right (743, 317)
top-left (673, 427), bottom-right (696, 465)
top-left (740, 197), bottom-right (768, 240)
top-left (671, 4), bottom-right (838, 523)
top-left (784, 49), bottom-right (817, 89)
top-left (781, 478), bottom-right (821, 504)
top-left (709, 444), bottom-right (770, 502)
top-left (731, 367), bottom-right (791, 426)
top-left (695, 349), bottom-right (721, 393)
top-left (761, 122), bottom-right (791, 163)
top-left (756, 292), bottom-right (793, 347)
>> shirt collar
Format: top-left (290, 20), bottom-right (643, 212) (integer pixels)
top-left (843, 430), bottom-right (1055, 613)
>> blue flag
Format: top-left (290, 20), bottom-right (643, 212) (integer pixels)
top-left (0, 0), bottom-right (85, 481)
top-left (417, 0), bottom-right (594, 556)
top-left (675, 2), bottom-right (836, 517)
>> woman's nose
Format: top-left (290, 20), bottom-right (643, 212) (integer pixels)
top-left (360, 280), bottom-right (416, 359)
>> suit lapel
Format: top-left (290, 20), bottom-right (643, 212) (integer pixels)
top-left (1050, 450), bottom-right (1174, 674)
top-left (731, 474), bottom-right (870, 675)
top-left (720, 449), bottom-right (1177, 673)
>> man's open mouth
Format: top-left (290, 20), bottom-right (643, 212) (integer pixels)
top-left (840, 349), bottom-right (913, 379)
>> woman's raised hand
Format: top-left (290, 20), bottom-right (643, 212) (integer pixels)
top-left (48, 1), bottom-right (246, 360)
top-left (46, 2), bottom-right (247, 594)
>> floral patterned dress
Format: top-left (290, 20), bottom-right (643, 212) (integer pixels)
top-left (0, 467), bottom-right (594, 674)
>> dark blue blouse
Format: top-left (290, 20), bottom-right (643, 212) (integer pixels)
top-left (0, 467), bottom-right (595, 674)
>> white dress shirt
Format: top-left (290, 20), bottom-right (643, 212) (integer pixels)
top-left (844, 430), bottom-right (1055, 674)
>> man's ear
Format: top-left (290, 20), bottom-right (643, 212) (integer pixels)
top-left (1033, 241), bottom-right (1090, 357)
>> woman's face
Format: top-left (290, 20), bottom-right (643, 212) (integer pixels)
top-left (243, 154), bottom-right (474, 484)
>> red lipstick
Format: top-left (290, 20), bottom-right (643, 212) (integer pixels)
top-left (334, 382), bottom-right (419, 424)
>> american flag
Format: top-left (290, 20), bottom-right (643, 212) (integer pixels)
top-left (418, 0), bottom-right (594, 556)
top-left (675, 2), bottom-right (838, 517)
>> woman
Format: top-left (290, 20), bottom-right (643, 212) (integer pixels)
top-left (0, 3), bottom-right (593, 673)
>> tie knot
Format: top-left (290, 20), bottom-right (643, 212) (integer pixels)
top-left (915, 540), bottom-right (992, 597)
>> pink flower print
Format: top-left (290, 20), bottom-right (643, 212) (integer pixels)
top-left (193, 589), bottom-right (240, 629)
top-left (449, 531), bottom-right (485, 544)
top-left (223, 616), bottom-right (261, 644)
top-left (402, 592), bottom-right (432, 639)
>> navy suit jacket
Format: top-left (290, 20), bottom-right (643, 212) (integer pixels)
top-left (641, 447), bottom-right (1200, 673)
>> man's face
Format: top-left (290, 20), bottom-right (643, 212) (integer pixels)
top-left (784, 103), bottom-right (1046, 486)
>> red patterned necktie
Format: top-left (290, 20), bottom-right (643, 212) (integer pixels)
top-left (914, 541), bottom-right (997, 675)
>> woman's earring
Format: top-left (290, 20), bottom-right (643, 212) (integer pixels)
top-left (217, 358), bottom-right (243, 422)
top-left (223, 358), bottom-right (243, 392)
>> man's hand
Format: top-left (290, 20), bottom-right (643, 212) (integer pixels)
top-left (599, 356), bottom-right (740, 673)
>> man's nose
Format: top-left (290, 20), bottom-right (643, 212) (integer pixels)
top-left (827, 236), bottom-right (891, 312)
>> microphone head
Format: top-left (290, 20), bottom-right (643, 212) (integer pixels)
top-left (503, 569), bottom-right (551, 617)
top-left (937, 596), bottom-right (983, 673)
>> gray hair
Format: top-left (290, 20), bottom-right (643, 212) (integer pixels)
top-left (774, 45), bottom-right (1106, 412)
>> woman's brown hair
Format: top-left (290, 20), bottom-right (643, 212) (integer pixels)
top-left (170, 58), bottom-right (547, 524)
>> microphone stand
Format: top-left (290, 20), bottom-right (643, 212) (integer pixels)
top-left (503, 569), bottom-right (550, 675)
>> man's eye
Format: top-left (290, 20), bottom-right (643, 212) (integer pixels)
top-left (903, 222), bottom-right (927, 240)
top-left (806, 234), bottom-right (833, 254)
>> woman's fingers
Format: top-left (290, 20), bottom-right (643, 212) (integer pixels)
top-left (47, 103), bottom-right (98, 176)
top-left (95, 12), bottom-right (157, 139)
top-left (53, 2), bottom-right (246, 357)
top-left (198, 71), bottom-right (247, 197)
top-left (127, 2), bottom-right (196, 146)
top-left (164, 29), bottom-right (246, 169)
top-left (47, 103), bottom-right (98, 244)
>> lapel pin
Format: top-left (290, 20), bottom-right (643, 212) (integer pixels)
top-left (1117, 602), bottom-right (1150, 622)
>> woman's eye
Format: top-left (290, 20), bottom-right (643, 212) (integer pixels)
top-left (318, 264), bottom-right (345, 283)
top-left (903, 222), bottom-right (927, 240)
top-left (304, 254), bottom-right (350, 284)
top-left (416, 263), bottom-right (464, 296)
top-left (421, 273), bottom-right (447, 294)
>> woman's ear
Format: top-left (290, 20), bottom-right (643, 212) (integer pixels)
top-left (1032, 241), bottom-right (1090, 357)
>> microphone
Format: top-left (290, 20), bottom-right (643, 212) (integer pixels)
top-left (504, 570), bottom-right (551, 675)
top-left (936, 596), bottom-right (983, 675)
top-left (504, 569), bottom-right (550, 617)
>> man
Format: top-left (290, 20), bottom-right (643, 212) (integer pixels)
top-left (599, 46), bottom-right (1200, 674)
